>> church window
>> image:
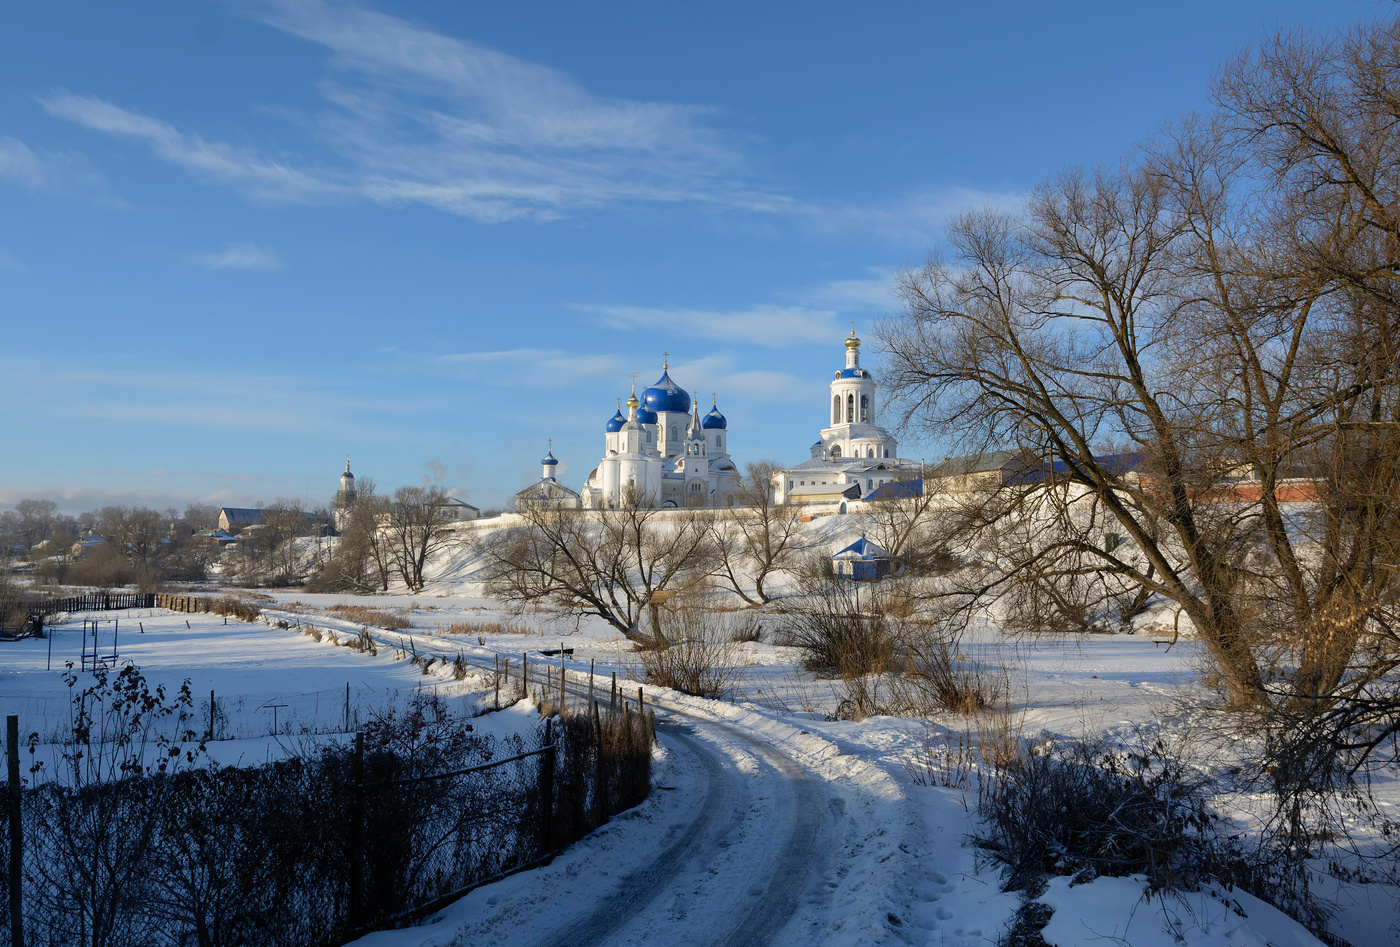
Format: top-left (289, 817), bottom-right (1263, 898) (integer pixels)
top-left (831, 445), bottom-right (842, 458)
top-left (832, 396), bottom-right (840, 424)
top-left (861, 394), bottom-right (869, 422)
top-left (883, 447), bottom-right (890, 458)
top-left (846, 393), bottom-right (854, 423)
top-left (867, 448), bottom-right (874, 458)
top-left (670, 424), bottom-right (678, 440)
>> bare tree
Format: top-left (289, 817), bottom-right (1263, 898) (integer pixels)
top-left (483, 492), bottom-right (714, 642)
top-left (864, 465), bottom-right (954, 572)
top-left (314, 478), bottom-right (393, 592)
top-left (707, 461), bottom-right (809, 604)
top-left (879, 19), bottom-right (1400, 711)
top-left (384, 485), bottom-right (459, 592)
top-left (14, 498), bottom-right (60, 550)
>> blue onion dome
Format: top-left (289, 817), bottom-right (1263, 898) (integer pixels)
top-left (605, 408), bottom-right (626, 433)
top-left (642, 369), bottom-right (691, 414)
top-left (702, 404), bottom-right (727, 430)
top-left (542, 449), bottom-right (558, 467)
top-left (636, 405), bottom-right (658, 425)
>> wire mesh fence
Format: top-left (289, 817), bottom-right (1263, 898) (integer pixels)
top-left (0, 681), bottom-right (485, 747)
top-left (0, 678), bottom-right (655, 947)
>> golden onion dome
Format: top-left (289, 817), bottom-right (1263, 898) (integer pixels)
top-left (845, 330), bottom-right (861, 349)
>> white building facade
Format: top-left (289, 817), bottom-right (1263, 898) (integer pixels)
top-left (582, 361), bottom-right (739, 508)
top-left (772, 332), bottom-right (915, 504)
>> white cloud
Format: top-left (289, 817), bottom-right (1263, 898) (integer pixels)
top-left (575, 303), bottom-right (842, 349)
top-left (36, 0), bottom-right (757, 223)
top-left (38, 94), bottom-right (338, 202)
top-left (434, 348), bottom-right (628, 386)
top-left (196, 243), bottom-right (281, 270)
top-left (0, 137), bottom-right (46, 188)
top-left (803, 187), bottom-right (1028, 244)
top-left (0, 135), bottom-right (106, 195)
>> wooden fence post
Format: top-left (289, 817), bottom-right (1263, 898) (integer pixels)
top-left (348, 731), bottom-right (365, 930)
top-left (8, 714), bottom-right (24, 947)
top-left (558, 650), bottom-right (566, 717)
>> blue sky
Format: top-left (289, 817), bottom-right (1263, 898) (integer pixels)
top-left (0, 0), bottom-right (1375, 513)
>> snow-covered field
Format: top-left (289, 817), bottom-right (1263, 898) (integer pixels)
top-left (2, 516), bottom-right (1395, 946)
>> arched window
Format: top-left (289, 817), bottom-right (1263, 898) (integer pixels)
top-left (831, 445), bottom-right (842, 458)
top-left (883, 447), bottom-right (890, 458)
top-left (846, 393), bottom-right (854, 423)
top-left (868, 448), bottom-right (874, 458)
top-left (670, 424), bottom-right (678, 441)
top-left (861, 394), bottom-right (869, 422)
top-left (833, 396), bottom-right (840, 424)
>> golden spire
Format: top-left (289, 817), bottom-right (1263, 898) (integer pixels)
top-left (662, 351), bottom-right (669, 370)
top-left (626, 373), bottom-right (640, 409)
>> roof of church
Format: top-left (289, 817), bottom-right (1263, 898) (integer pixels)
top-left (835, 368), bottom-right (871, 379)
top-left (642, 369), bottom-right (691, 414)
top-left (702, 405), bottom-right (727, 430)
top-left (542, 449), bottom-right (558, 466)
top-left (605, 408), bottom-right (626, 433)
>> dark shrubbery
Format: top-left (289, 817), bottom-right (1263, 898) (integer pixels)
top-left (975, 737), bottom-right (1236, 896)
top-left (6, 667), bottom-right (654, 947)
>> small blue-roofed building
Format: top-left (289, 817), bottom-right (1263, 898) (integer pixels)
top-left (831, 534), bottom-right (897, 581)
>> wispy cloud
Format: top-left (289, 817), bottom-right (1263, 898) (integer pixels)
top-left (11, 361), bottom-right (421, 436)
top-left (434, 348), bottom-right (629, 387)
top-left (196, 243), bottom-right (281, 270)
top-left (38, 94), bottom-right (338, 202)
top-left (0, 248), bottom-right (25, 273)
top-left (804, 187), bottom-right (1027, 244)
top-left (0, 135), bottom-right (106, 195)
top-left (794, 268), bottom-right (898, 311)
top-left (37, 0), bottom-right (760, 223)
top-left (575, 303), bottom-right (841, 349)
top-left (663, 353), bottom-right (824, 405)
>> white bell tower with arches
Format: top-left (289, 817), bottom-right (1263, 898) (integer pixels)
top-left (815, 330), bottom-right (897, 461)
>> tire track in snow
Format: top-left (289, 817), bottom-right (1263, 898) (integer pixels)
top-left (538, 723), bottom-right (741, 947)
top-left (283, 616), bottom-right (847, 946)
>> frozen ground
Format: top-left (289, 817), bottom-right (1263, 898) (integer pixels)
top-left (2, 546), bottom-right (1393, 944)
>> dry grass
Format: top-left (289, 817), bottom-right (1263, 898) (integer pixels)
top-left (436, 620), bottom-right (531, 636)
top-left (325, 604), bottom-right (412, 630)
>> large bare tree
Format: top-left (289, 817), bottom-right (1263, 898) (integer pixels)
top-left (879, 19), bottom-right (1400, 711)
top-left (385, 485), bottom-right (461, 592)
top-left (483, 493), bottom-right (713, 642)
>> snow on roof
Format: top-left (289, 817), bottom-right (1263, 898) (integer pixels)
top-left (832, 535), bottom-right (888, 560)
top-left (863, 479), bottom-right (922, 502)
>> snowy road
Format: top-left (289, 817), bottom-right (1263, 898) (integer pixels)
top-left (247, 611), bottom-right (1014, 947)
top-left (535, 716), bottom-right (832, 947)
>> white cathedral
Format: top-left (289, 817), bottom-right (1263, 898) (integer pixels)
top-left (578, 358), bottom-right (739, 509)
top-left (513, 331), bottom-right (912, 512)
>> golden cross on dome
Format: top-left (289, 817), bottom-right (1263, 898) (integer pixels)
top-left (547, 438), bottom-right (552, 451)
top-left (712, 392), bottom-right (717, 405)
top-left (630, 371), bottom-right (637, 392)
top-left (662, 351), bottom-right (669, 369)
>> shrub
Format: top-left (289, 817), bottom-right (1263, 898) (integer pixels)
top-left (641, 601), bottom-right (742, 698)
top-left (975, 736), bottom-right (1237, 896)
top-left (326, 604), bottom-right (412, 630)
